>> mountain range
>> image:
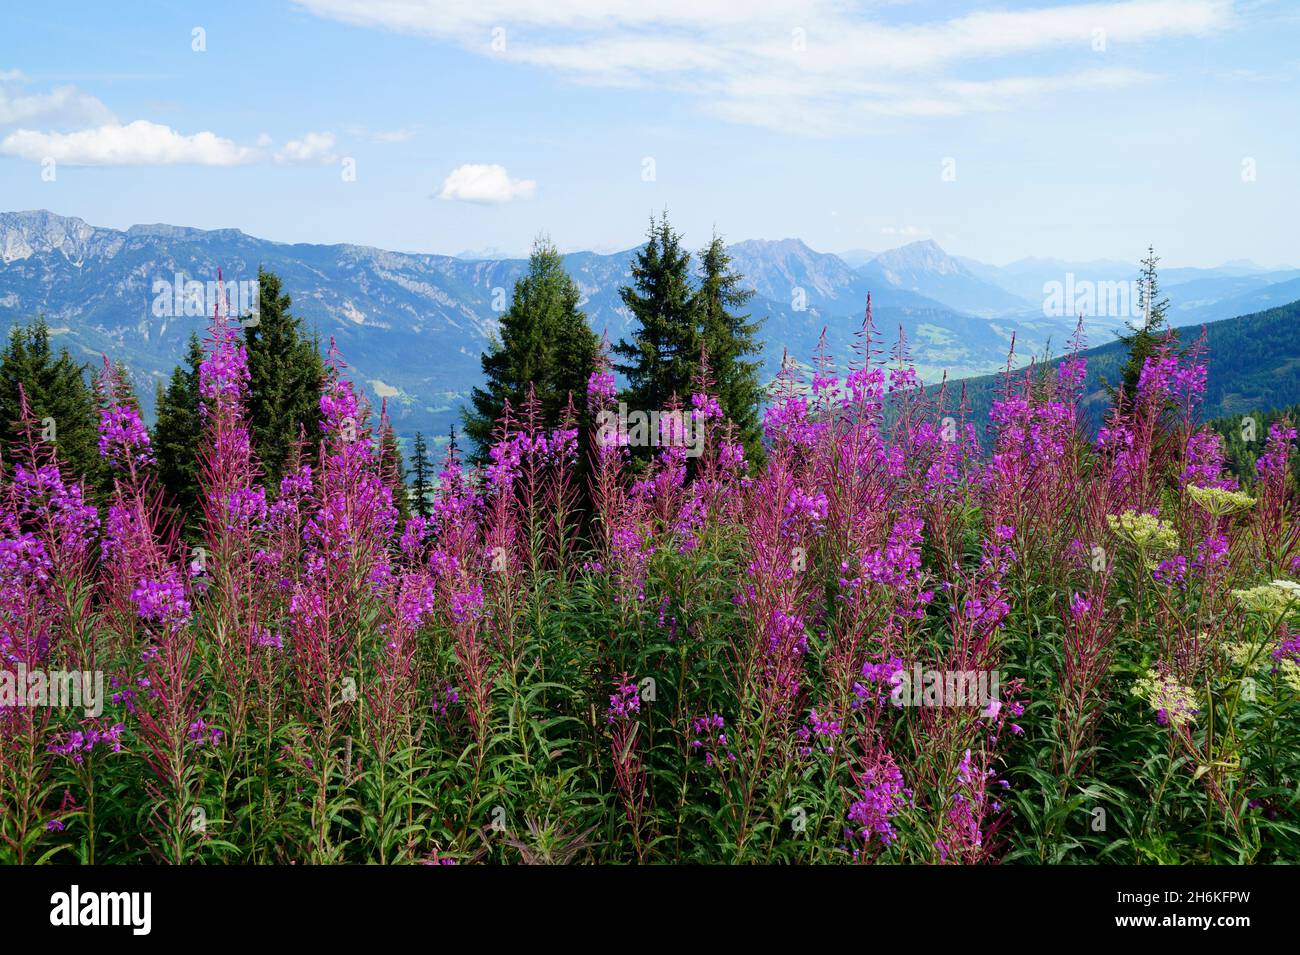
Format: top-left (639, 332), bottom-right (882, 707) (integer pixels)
top-left (2, 209), bottom-right (1297, 445)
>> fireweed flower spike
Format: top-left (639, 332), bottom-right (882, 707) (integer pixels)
top-left (192, 289), bottom-right (271, 758)
top-left (846, 743), bottom-right (910, 859)
top-left (96, 360), bottom-right (153, 472)
top-left (605, 675), bottom-right (646, 852)
top-left (689, 714), bottom-right (735, 768)
top-left (291, 342), bottom-right (401, 858)
top-left (94, 349), bottom-right (201, 863)
top-left (935, 748), bottom-right (999, 864)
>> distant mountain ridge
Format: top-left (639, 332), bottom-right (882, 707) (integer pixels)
top-left (858, 240), bottom-right (1034, 317)
top-left (2, 209), bottom-right (1296, 445)
top-left (0, 211), bottom-right (1058, 443)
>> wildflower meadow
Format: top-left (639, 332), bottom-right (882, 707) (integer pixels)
top-left (2, 292), bottom-right (1297, 867)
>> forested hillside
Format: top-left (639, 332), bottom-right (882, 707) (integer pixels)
top-left (1209, 401), bottom-right (1300, 485)
top-left (944, 299), bottom-right (1300, 438)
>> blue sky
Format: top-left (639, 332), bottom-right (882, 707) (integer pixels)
top-left (1, 0), bottom-right (1296, 266)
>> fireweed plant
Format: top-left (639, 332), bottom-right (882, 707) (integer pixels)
top-left (1, 294), bottom-right (1298, 865)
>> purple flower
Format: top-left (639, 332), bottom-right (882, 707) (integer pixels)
top-left (97, 402), bottom-right (153, 468)
top-left (449, 583), bottom-right (484, 624)
top-left (855, 656), bottom-right (905, 707)
top-left (808, 708), bottom-right (842, 738)
top-left (1182, 429), bottom-right (1235, 489)
top-left (187, 719), bottom-right (223, 747)
top-left (432, 684), bottom-right (459, 720)
top-left (586, 369), bottom-right (616, 408)
top-left (606, 677), bottom-right (641, 724)
top-left (131, 574), bottom-right (192, 631)
top-left (689, 392), bottom-right (723, 422)
top-left (47, 723), bottom-right (126, 763)
top-left (1257, 422), bottom-right (1297, 483)
top-left (199, 323), bottom-right (250, 410)
top-left (847, 749), bottom-right (909, 852)
top-left (689, 714), bottom-right (734, 765)
top-left (1152, 555), bottom-right (1188, 589)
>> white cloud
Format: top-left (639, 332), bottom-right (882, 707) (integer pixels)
top-left (0, 120), bottom-right (258, 165)
top-left (437, 163), bottom-right (536, 202)
top-left (292, 0), bottom-right (1234, 132)
top-left (0, 73), bottom-right (350, 168)
top-left (0, 79), bottom-right (116, 129)
top-left (274, 130), bottom-right (338, 163)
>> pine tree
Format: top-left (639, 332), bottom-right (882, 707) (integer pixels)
top-left (613, 212), bottom-right (698, 414)
top-left (246, 268), bottom-right (325, 485)
top-left (409, 430), bottom-right (433, 519)
top-left (693, 232), bottom-right (765, 461)
top-left (463, 236), bottom-right (599, 458)
top-left (0, 316), bottom-right (99, 481)
top-left (1114, 246), bottom-right (1171, 410)
top-left (153, 333), bottom-right (204, 520)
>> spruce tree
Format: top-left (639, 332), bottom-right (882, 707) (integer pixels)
top-left (463, 236), bottom-right (599, 458)
top-left (409, 431), bottom-right (433, 519)
top-left (552, 298), bottom-right (601, 427)
top-left (1114, 246), bottom-right (1171, 410)
top-left (245, 268), bottom-right (325, 485)
top-left (0, 316), bottom-right (99, 481)
top-left (109, 359), bottom-right (141, 409)
top-left (153, 333), bottom-right (204, 520)
top-left (613, 212), bottom-right (698, 414)
top-left (693, 232), bottom-right (765, 460)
